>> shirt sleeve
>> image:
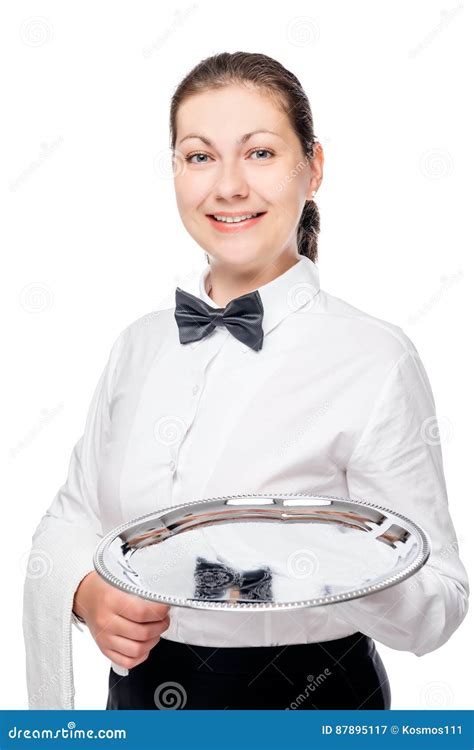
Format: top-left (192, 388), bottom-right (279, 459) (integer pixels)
top-left (337, 346), bottom-right (469, 656)
top-left (22, 326), bottom-right (128, 709)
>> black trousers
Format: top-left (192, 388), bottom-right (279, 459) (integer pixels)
top-left (106, 632), bottom-right (391, 710)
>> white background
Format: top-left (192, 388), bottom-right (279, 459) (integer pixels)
top-left (1, 0), bottom-right (472, 710)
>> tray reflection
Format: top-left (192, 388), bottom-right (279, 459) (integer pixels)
top-left (94, 493), bottom-right (430, 611)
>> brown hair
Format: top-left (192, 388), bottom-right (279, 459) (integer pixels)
top-left (169, 51), bottom-right (321, 263)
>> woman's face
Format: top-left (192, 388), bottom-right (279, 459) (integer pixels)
top-left (173, 83), bottom-right (323, 269)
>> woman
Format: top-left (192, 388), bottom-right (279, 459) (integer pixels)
top-left (23, 51), bottom-right (469, 711)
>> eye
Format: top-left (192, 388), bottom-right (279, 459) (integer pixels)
top-left (184, 148), bottom-right (275, 165)
top-left (185, 152), bottom-right (212, 164)
top-left (249, 148), bottom-right (274, 160)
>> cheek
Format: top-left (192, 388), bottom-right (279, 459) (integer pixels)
top-left (175, 173), bottom-right (213, 210)
top-left (271, 181), bottom-right (304, 227)
top-left (258, 163), bottom-right (302, 205)
top-left (174, 188), bottom-right (191, 226)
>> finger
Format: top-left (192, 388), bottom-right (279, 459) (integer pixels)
top-left (113, 613), bottom-right (170, 641)
top-left (116, 600), bottom-right (170, 624)
top-left (108, 633), bottom-right (161, 660)
top-left (105, 648), bottom-right (150, 671)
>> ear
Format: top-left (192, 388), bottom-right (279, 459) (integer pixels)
top-left (306, 141), bottom-right (324, 200)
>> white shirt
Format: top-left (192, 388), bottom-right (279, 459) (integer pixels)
top-left (22, 254), bottom-right (469, 709)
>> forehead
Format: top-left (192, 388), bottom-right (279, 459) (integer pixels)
top-left (176, 84), bottom-right (293, 143)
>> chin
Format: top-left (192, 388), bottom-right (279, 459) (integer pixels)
top-left (209, 247), bottom-right (268, 268)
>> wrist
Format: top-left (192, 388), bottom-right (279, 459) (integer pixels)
top-left (73, 570), bottom-right (96, 621)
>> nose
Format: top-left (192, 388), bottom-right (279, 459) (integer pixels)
top-left (212, 158), bottom-right (249, 202)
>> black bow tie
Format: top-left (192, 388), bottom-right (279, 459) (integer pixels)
top-left (193, 556), bottom-right (272, 602)
top-left (174, 287), bottom-right (264, 351)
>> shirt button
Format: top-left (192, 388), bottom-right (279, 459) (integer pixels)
top-left (192, 385), bottom-right (199, 395)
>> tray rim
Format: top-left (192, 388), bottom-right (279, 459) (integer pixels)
top-left (93, 491), bottom-right (431, 611)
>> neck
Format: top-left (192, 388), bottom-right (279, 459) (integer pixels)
top-left (207, 251), bottom-right (301, 308)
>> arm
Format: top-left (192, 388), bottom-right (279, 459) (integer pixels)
top-left (337, 347), bottom-right (469, 656)
top-left (22, 326), bottom-right (128, 709)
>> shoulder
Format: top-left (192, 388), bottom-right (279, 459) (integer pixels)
top-left (314, 288), bottom-right (418, 363)
top-left (127, 306), bottom-right (175, 337)
top-left (108, 306), bottom-right (177, 365)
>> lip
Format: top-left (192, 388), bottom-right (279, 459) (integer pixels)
top-left (206, 212), bottom-right (267, 233)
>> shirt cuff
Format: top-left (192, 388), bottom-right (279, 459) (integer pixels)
top-left (71, 610), bottom-right (86, 631)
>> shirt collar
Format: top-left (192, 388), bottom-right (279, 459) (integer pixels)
top-left (198, 255), bottom-right (320, 337)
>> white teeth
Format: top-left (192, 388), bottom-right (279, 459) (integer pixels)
top-left (213, 213), bottom-right (259, 223)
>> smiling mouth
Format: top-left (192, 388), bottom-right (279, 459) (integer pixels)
top-left (207, 212), bottom-right (267, 225)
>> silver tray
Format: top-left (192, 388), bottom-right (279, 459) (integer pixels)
top-left (94, 492), bottom-right (430, 611)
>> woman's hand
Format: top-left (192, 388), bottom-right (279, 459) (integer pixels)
top-left (72, 570), bottom-right (171, 670)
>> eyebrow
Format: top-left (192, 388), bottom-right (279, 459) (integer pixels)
top-left (178, 129), bottom-right (282, 147)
